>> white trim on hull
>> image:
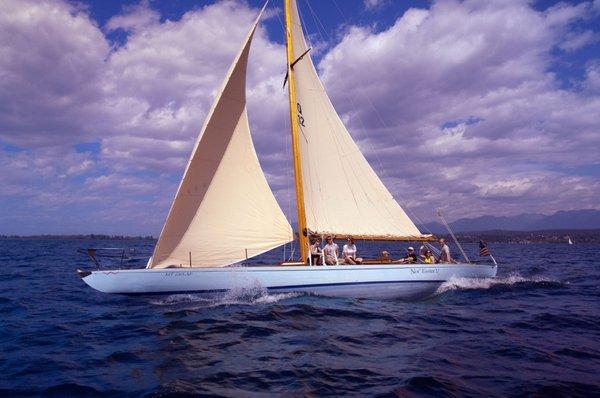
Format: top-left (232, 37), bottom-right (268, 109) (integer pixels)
top-left (79, 263), bottom-right (497, 300)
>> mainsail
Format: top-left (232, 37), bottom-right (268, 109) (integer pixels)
top-left (286, 0), bottom-right (430, 241)
top-left (150, 6), bottom-right (292, 268)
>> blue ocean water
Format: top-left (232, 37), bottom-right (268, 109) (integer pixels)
top-left (0, 239), bottom-right (599, 397)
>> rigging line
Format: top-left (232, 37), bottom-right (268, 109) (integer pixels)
top-left (350, 96), bottom-right (432, 233)
top-left (296, 2), bottom-right (431, 239)
top-left (300, 1), bottom-right (360, 223)
top-left (361, 95), bottom-right (435, 235)
top-left (284, 94), bottom-right (295, 261)
top-left (344, 99), bottom-right (413, 234)
top-left (300, 0), bottom-right (412, 236)
top-left (275, 7), bottom-right (295, 260)
top-left (274, 8), bottom-right (287, 260)
top-left (345, 95), bottom-right (401, 221)
top-left (306, 0), bottom-right (394, 205)
top-left (297, 0), bottom-right (315, 48)
top-left (438, 210), bottom-right (470, 263)
top-left (314, 0), bottom-right (434, 236)
top-left (318, 1), bottom-right (429, 230)
top-left (297, 2), bottom-right (334, 233)
top-left (304, 0), bottom-right (331, 43)
top-left (330, 0), bottom-right (349, 23)
top-left (275, 6), bottom-right (284, 29)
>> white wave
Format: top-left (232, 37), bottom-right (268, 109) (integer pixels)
top-left (435, 273), bottom-right (559, 294)
top-left (150, 293), bottom-right (212, 306)
top-left (214, 282), bottom-right (301, 307)
top-left (150, 282), bottom-right (301, 307)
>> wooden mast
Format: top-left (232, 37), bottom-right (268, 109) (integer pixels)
top-left (284, 0), bottom-right (309, 262)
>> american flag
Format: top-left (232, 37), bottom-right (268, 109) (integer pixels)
top-left (479, 240), bottom-right (491, 257)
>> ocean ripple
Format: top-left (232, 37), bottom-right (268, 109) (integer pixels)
top-left (1, 240), bottom-right (599, 396)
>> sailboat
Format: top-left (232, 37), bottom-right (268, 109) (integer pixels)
top-left (567, 236), bottom-right (573, 245)
top-left (78, 0), bottom-right (497, 300)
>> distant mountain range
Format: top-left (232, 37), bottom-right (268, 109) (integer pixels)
top-left (423, 209), bottom-right (600, 233)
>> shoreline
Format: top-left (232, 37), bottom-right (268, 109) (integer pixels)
top-left (1, 229), bottom-right (599, 244)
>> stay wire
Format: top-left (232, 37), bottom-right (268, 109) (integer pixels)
top-left (309, 0), bottom-right (435, 236)
top-left (275, 6), bottom-right (295, 261)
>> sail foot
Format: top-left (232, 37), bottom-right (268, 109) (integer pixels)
top-left (306, 230), bottom-right (435, 241)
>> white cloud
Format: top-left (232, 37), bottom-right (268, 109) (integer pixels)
top-left (0, 0), bottom-right (598, 234)
top-left (105, 0), bottom-right (160, 33)
top-left (318, 0), bottom-right (600, 220)
top-left (0, 0), bottom-right (109, 147)
top-left (583, 61), bottom-right (600, 93)
top-left (0, 0), bottom-right (286, 233)
top-left (364, 0), bottom-right (390, 11)
top-left (558, 30), bottom-right (597, 52)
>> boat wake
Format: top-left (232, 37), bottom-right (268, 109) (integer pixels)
top-left (217, 284), bottom-right (302, 306)
top-left (150, 283), bottom-right (302, 308)
top-left (435, 273), bottom-right (561, 295)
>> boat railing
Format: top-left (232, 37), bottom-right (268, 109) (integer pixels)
top-left (77, 247), bottom-right (145, 269)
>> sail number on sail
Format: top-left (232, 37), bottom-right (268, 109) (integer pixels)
top-left (297, 103), bottom-right (306, 127)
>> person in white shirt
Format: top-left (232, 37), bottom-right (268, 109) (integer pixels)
top-left (342, 236), bottom-right (362, 264)
top-left (323, 236), bottom-right (339, 265)
top-left (438, 238), bottom-right (452, 263)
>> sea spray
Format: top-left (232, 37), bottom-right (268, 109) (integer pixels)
top-left (435, 272), bottom-right (560, 294)
top-left (150, 281), bottom-right (302, 308)
top-left (214, 281), bottom-right (302, 306)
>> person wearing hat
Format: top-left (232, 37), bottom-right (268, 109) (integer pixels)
top-left (396, 246), bottom-right (418, 263)
top-left (379, 250), bottom-right (391, 263)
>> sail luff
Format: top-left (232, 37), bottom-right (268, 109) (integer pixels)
top-left (165, 4), bottom-right (267, 210)
top-left (149, 3), bottom-right (293, 268)
top-left (284, 0), bottom-right (309, 262)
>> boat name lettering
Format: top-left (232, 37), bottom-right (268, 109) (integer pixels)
top-left (410, 268), bottom-right (439, 274)
top-left (164, 271), bottom-right (192, 277)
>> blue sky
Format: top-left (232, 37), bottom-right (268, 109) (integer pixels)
top-left (0, 0), bottom-right (599, 235)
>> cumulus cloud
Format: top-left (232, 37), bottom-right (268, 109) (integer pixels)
top-left (583, 61), bottom-right (600, 93)
top-left (0, 0), bottom-right (287, 234)
top-left (0, 0), bottom-right (109, 147)
top-left (364, 0), bottom-right (390, 12)
top-left (105, 0), bottom-right (160, 33)
top-left (318, 0), bottom-right (600, 221)
top-left (0, 0), bottom-right (598, 234)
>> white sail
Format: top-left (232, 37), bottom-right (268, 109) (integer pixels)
top-left (150, 6), bottom-right (293, 268)
top-left (288, 0), bottom-right (430, 240)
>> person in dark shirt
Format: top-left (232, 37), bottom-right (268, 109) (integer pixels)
top-left (309, 237), bottom-right (322, 265)
top-left (396, 247), bottom-right (418, 263)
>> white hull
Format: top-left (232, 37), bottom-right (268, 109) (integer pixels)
top-left (79, 263), bottom-right (497, 300)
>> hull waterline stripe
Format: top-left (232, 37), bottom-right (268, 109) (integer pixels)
top-left (82, 263), bottom-right (497, 277)
top-left (107, 279), bottom-right (447, 295)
